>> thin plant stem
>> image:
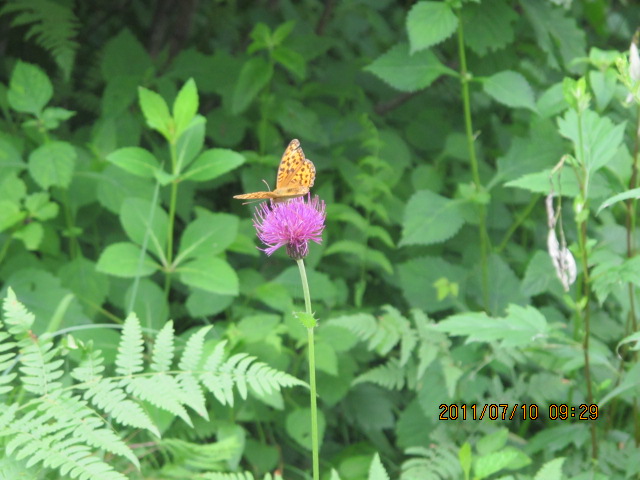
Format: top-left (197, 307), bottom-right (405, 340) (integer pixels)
top-left (574, 110), bottom-right (597, 459)
top-left (457, 13), bottom-right (490, 309)
top-left (296, 258), bottom-right (319, 480)
top-left (164, 143), bottom-right (179, 297)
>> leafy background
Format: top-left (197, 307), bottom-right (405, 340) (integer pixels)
top-left (1, 0), bottom-right (640, 479)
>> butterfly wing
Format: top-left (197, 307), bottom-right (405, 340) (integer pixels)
top-left (233, 191), bottom-right (275, 199)
top-left (271, 139), bottom-right (316, 199)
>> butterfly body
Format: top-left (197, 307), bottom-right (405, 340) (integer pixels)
top-left (234, 139), bottom-right (315, 202)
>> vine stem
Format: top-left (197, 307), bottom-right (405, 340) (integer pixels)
top-left (457, 13), bottom-right (490, 309)
top-left (296, 258), bottom-right (319, 480)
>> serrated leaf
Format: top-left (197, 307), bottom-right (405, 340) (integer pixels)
top-left (406, 1), bottom-right (458, 53)
top-left (180, 148), bottom-right (245, 182)
top-left (173, 78), bottom-right (199, 141)
top-left (176, 212), bottom-right (239, 265)
top-left (107, 147), bottom-right (160, 178)
top-left (400, 190), bottom-right (465, 246)
top-left (138, 87), bottom-right (173, 140)
top-left (462, 0), bottom-right (518, 56)
top-left (119, 198), bottom-right (169, 261)
top-left (96, 242), bottom-right (158, 277)
top-left (177, 257), bottom-right (239, 295)
top-left (483, 71), bottom-right (537, 111)
top-left (365, 43), bottom-right (456, 93)
top-left (7, 61), bottom-right (52, 115)
top-left (231, 57), bottom-right (273, 114)
top-left (28, 141), bottom-right (76, 189)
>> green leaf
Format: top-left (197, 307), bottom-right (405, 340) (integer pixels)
top-left (186, 290), bottom-right (234, 318)
top-left (7, 61), bottom-right (53, 115)
top-left (0, 201), bottom-right (24, 232)
top-left (324, 240), bottom-right (393, 274)
top-left (119, 198), bottom-right (169, 261)
top-left (483, 71), bottom-right (537, 111)
top-left (58, 257), bottom-right (109, 316)
top-left (176, 212), bottom-right (239, 265)
top-left (180, 148), bottom-right (245, 182)
top-left (598, 187), bottom-right (640, 213)
top-left (365, 43), bottom-right (456, 93)
top-left (96, 242), bottom-right (158, 277)
top-left (285, 408), bottom-right (326, 451)
top-left (125, 279), bottom-right (169, 330)
top-left (41, 107), bottom-right (75, 130)
top-left (176, 115), bottom-right (206, 172)
top-left (173, 78), bottom-right (199, 141)
top-left (177, 257), bottom-right (239, 295)
top-left (400, 190), bottom-right (465, 246)
top-left (24, 192), bottom-right (59, 220)
top-left (368, 453), bottom-right (390, 480)
top-left (0, 138), bottom-right (25, 173)
top-left (462, 0), bottom-right (518, 56)
top-left (28, 141), bottom-right (76, 189)
top-left (106, 147), bottom-right (161, 178)
top-left (535, 457), bottom-right (566, 480)
top-left (557, 109), bottom-right (625, 172)
top-left (13, 222), bottom-right (43, 250)
top-left (406, 1), bottom-right (458, 53)
top-left (272, 46), bottom-right (306, 79)
top-left (231, 57), bottom-right (274, 114)
top-left (138, 86), bottom-right (173, 140)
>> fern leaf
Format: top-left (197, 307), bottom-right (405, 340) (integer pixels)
top-left (0, 328), bottom-right (18, 395)
top-left (19, 338), bottom-right (64, 395)
top-left (178, 326), bottom-right (213, 371)
top-left (0, 402), bottom-right (18, 430)
top-left (127, 374), bottom-right (193, 427)
top-left (0, 0), bottom-right (79, 80)
top-left (71, 348), bottom-right (106, 383)
top-left (401, 445), bottom-right (461, 480)
top-left (246, 361), bottom-right (307, 398)
top-left (353, 358), bottom-right (405, 390)
top-left (197, 472), bottom-right (255, 480)
top-left (203, 339), bottom-right (228, 371)
top-left (160, 436), bottom-right (242, 471)
top-left (115, 312), bottom-right (144, 377)
top-left (177, 372), bottom-right (208, 419)
top-left (151, 320), bottom-right (175, 372)
top-left (2, 287), bottom-right (35, 335)
top-left (84, 377), bottom-right (160, 437)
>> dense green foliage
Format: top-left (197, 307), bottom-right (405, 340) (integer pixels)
top-left (1, 0), bottom-right (640, 479)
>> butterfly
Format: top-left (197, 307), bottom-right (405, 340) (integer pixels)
top-left (234, 139), bottom-right (316, 202)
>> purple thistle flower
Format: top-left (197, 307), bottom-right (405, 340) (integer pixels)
top-left (253, 195), bottom-right (326, 260)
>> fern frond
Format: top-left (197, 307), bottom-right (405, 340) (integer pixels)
top-left (401, 445), bottom-right (461, 480)
top-left (83, 377), bottom-right (160, 437)
top-left (353, 358), bottom-right (405, 390)
top-left (2, 288), bottom-right (35, 335)
top-left (126, 374), bottom-right (193, 427)
top-left (196, 473), bottom-right (255, 480)
top-left (0, 0), bottom-right (79, 80)
top-left (159, 436), bottom-right (242, 471)
top-left (151, 320), bottom-right (175, 372)
top-left (200, 348), bottom-right (306, 406)
top-left (177, 372), bottom-right (208, 419)
top-left (19, 337), bottom-right (64, 395)
top-left (115, 312), bottom-right (144, 377)
top-left (0, 327), bottom-right (18, 395)
top-left (179, 326), bottom-right (213, 371)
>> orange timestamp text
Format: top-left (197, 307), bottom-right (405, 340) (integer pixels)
top-left (439, 403), bottom-right (599, 421)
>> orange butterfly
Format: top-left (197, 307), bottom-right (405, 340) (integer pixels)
top-left (234, 139), bottom-right (316, 202)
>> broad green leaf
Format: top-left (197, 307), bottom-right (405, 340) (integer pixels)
top-left (400, 190), bottom-right (465, 246)
top-left (177, 257), bottom-right (239, 295)
top-left (0, 173), bottom-right (26, 204)
top-left (96, 242), bottom-right (158, 277)
top-left (285, 408), bottom-right (326, 451)
top-left (28, 141), bottom-right (76, 189)
top-left (97, 164), bottom-right (155, 214)
top-left (125, 279), bottom-right (169, 331)
top-left (24, 192), bottom-right (59, 221)
top-left (557, 109), bottom-right (625, 172)
top-left (0, 138), bottom-right (25, 173)
top-left (7, 61), bottom-right (52, 115)
top-left (175, 115), bottom-right (206, 172)
top-left (324, 240), bottom-right (393, 274)
top-left (437, 304), bottom-right (548, 348)
top-left (398, 256), bottom-right (466, 313)
top-left (365, 43), bottom-right (456, 93)
top-left (101, 29), bottom-right (152, 79)
top-left (254, 282), bottom-right (294, 313)
top-left (474, 447), bottom-right (531, 477)
top-left (176, 212), bottom-right (239, 265)
top-left (173, 78), bottom-right (199, 140)
top-left (484, 254), bottom-right (528, 315)
top-left (272, 46), bottom-right (306, 79)
top-left (462, 0), bottom-right (518, 56)
top-left (106, 147), bottom-right (160, 178)
top-left (483, 71), bottom-right (537, 111)
top-left (13, 222), bottom-right (43, 250)
top-left (406, 1), bottom-right (457, 53)
top-left (535, 457), bottom-right (566, 480)
top-left (119, 198), bottom-right (169, 261)
top-left (58, 257), bottom-right (109, 317)
top-left (0, 201), bottom-right (23, 232)
top-left (40, 107), bottom-right (75, 130)
top-left (180, 148), bottom-right (245, 182)
top-left (186, 289), bottom-right (234, 317)
top-left (589, 69), bottom-right (617, 111)
top-left (506, 168), bottom-right (611, 198)
top-left (231, 57), bottom-right (274, 114)
top-left (138, 87), bottom-right (173, 140)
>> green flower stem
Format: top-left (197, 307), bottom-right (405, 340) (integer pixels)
top-left (296, 258), bottom-right (319, 480)
top-left (457, 13), bottom-right (490, 309)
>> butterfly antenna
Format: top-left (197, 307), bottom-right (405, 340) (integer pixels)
top-left (262, 179), bottom-right (272, 190)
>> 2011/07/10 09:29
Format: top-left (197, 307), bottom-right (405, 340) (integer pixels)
top-left (439, 403), bottom-right (599, 421)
